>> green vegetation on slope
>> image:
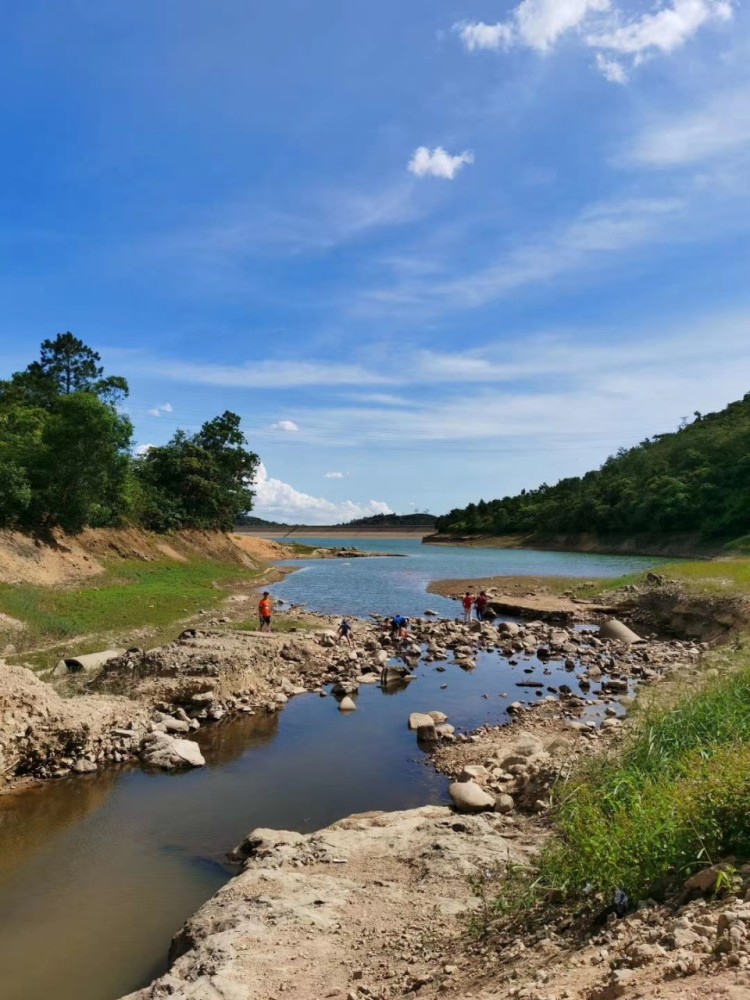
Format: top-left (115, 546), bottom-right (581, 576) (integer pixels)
top-left (500, 644), bottom-right (750, 919)
top-left (0, 557), bottom-right (262, 667)
top-left (436, 393), bottom-right (750, 543)
top-left (0, 333), bottom-right (259, 533)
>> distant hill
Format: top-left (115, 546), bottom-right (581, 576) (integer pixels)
top-left (434, 393), bottom-right (750, 546)
top-left (236, 512), bottom-right (437, 531)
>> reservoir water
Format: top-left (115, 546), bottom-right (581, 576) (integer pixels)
top-left (0, 541), bottom-right (658, 1000)
top-left (266, 536), bottom-right (658, 619)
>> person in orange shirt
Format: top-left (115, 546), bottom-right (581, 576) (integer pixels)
top-left (258, 591), bottom-right (273, 632)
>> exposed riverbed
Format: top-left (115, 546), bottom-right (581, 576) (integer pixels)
top-left (0, 542), bottom-right (658, 1000)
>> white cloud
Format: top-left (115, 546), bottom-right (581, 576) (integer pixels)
top-left (454, 0), bottom-right (733, 80)
top-left (595, 52), bottom-right (628, 83)
top-left (454, 0), bottom-right (610, 55)
top-left (135, 443), bottom-right (155, 456)
top-left (627, 88), bottom-right (750, 167)
top-left (453, 20), bottom-right (514, 51)
top-left (253, 463), bottom-right (392, 525)
top-left (588, 0), bottom-right (733, 58)
top-left (270, 419), bottom-right (300, 432)
top-left (324, 471), bottom-right (345, 479)
top-left (407, 146), bottom-right (475, 180)
top-left (516, 0), bottom-right (611, 52)
top-left (147, 407), bottom-right (160, 417)
top-left (161, 402), bottom-right (173, 413)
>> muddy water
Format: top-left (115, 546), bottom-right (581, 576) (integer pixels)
top-left (0, 643), bottom-right (621, 1000)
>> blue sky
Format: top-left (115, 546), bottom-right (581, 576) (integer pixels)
top-left (1, 0), bottom-right (749, 523)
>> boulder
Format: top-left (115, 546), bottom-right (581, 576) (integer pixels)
top-left (141, 732), bottom-right (205, 769)
top-left (427, 711), bottom-right (448, 724)
top-left (416, 724), bottom-right (438, 743)
top-left (495, 794), bottom-right (515, 814)
top-left (459, 764), bottom-right (489, 782)
top-left (598, 619), bottom-right (644, 644)
top-left (338, 696), bottom-right (357, 712)
top-left (448, 781), bottom-right (495, 813)
top-left (497, 622), bottom-right (521, 635)
top-left (409, 713), bottom-right (435, 730)
top-left (190, 691), bottom-right (216, 706)
top-left (162, 717), bottom-right (191, 734)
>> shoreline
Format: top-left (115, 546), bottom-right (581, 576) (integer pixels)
top-left (423, 531), bottom-right (725, 559)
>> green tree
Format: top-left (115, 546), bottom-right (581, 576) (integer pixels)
top-left (135, 412), bottom-right (258, 531)
top-left (4, 332), bottom-right (129, 408)
top-left (26, 393), bottom-right (133, 532)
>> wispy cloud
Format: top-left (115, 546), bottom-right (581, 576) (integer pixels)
top-left (270, 419), bottom-right (300, 432)
top-left (145, 182), bottom-right (421, 273)
top-left (407, 146), bottom-right (474, 180)
top-left (626, 87), bottom-right (750, 167)
top-left (147, 402), bottom-right (173, 417)
top-left (359, 196), bottom-right (683, 316)
top-left (115, 354), bottom-right (392, 389)
top-left (324, 471), bottom-right (345, 479)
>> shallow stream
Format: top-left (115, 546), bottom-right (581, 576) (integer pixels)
top-left (0, 541), bottom-right (658, 1000)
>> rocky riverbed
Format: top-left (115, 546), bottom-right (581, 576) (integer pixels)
top-left (84, 609), bottom-right (750, 1000)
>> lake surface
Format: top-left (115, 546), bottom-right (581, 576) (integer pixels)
top-left (268, 537), bottom-right (659, 619)
top-left (0, 540), bottom-right (659, 1000)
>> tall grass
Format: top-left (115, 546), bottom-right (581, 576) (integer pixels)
top-left (530, 649), bottom-right (750, 902)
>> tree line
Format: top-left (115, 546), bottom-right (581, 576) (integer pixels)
top-left (0, 333), bottom-right (259, 533)
top-left (435, 393), bottom-right (750, 542)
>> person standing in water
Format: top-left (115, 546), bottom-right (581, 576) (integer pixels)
top-left (461, 591), bottom-right (474, 624)
top-left (258, 591), bottom-right (273, 632)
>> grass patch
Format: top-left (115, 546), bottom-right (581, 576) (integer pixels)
top-left (234, 614), bottom-right (313, 634)
top-left (656, 558), bottom-right (750, 595)
top-left (0, 557), bottom-right (263, 667)
top-left (529, 642), bottom-right (750, 904)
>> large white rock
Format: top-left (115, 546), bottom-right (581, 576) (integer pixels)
top-left (408, 712), bottom-right (435, 730)
top-left (141, 732), bottom-right (205, 770)
top-left (338, 696), bottom-right (357, 712)
top-left (448, 781), bottom-right (495, 813)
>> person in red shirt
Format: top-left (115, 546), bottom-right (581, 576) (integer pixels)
top-left (475, 591), bottom-right (489, 622)
top-left (461, 591), bottom-right (474, 624)
top-left (258, 591), bottom-right (273, 632)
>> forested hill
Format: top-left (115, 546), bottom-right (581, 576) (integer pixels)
top-left (434, 393), bottom-right (750, 544)
top-left (237, 513), bottom-right (437, 530)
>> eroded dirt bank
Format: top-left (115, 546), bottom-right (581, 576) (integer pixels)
top-left (0, 527), bottom-right (290, 587)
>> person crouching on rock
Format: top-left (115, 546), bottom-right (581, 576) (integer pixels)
top-left (258, 592), bottom-right (273, 632)
top-left (337, 618), bottom-right (353, 646)
top-left (390, 614), bottom-right (409, 639)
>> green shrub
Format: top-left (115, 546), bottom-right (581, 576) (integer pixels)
top-left (508, 655), bottom-right (750, 907)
